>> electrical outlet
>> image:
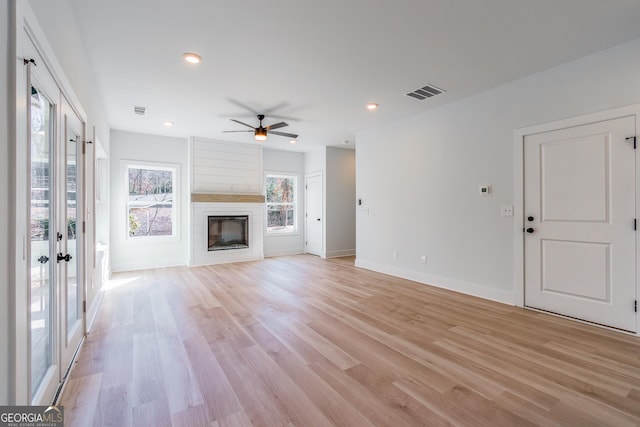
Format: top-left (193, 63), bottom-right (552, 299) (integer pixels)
top-left (501, 205), bottom-right (514, 216)
top-left (421, 255), bottom-right (427, 264)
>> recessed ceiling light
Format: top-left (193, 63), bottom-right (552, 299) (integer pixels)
top-left (183, 52), bottom-right (202, 64)
top-left (163, 121), bottom-right (174, 127)
top-left (366, 103), bottom-right (378, 110)
top-left (289, 140), bottom-right (297, 144)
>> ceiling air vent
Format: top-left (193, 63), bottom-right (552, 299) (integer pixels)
top-left (133, 105), bottom-right (147, 115)
top-left (406, 84), bottom-right (445, 100)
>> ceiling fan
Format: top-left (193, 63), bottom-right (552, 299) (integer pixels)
top-left (223, 114), bottom-right (298, 142)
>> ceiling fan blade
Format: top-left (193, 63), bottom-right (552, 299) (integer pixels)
top-left (265, 122), bottom-right (288, 131)
top-left (270, 131), bottom-right (299, 139)
top-left (230, 119), bottom-right (256, 129)
top-left (226, 99), bottom-right (258, 115)
top-left (264, 114), bottom-right (302, 122)
top-left (263, 102), bottom-right (289, 114)
top-left (222, 130), bottom-right (253, 133)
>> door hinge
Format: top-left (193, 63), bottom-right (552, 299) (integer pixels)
top-left (635, 219), bottom-right (637, 231)
top-left (83, 300), bottom-right (87, 313)
top-left (626, 136), bottom-right (636, 149)
top-left (635, 300), bottom-right (637, 313)
top-left (82, 221), bottom-right (86, 233)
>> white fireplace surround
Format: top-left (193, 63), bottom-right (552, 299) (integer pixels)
top-left (190, 202), bottom-right (264, 266)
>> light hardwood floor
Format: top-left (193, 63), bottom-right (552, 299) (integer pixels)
top-left (60, 255), bottom-right (640, 426)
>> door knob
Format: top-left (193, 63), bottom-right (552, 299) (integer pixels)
top-left (317, 218), bottom-right (321, 221)
top-left (526, 228), bottom-right (535, 233)
top-left (57, 253), bottom-right (72, 263)
top-left (527, 216), bottom-right (534, 222)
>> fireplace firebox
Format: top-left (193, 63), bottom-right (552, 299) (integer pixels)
top-left (208, 215), bottom-right (249, 251)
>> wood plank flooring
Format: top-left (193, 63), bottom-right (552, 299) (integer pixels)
top-left (59, 255), bottom-right (640, 426)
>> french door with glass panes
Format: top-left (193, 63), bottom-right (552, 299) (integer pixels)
top-left (28, 61), bottom-right (85, 404)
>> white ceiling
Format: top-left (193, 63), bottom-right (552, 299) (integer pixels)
top-left (66, 0), bottom-right (640, 151)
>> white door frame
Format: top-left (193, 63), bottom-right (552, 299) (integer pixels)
top-left (513, 104), bottom-right (640, 335)
top-left (15, 2), bottom-right (90, 404)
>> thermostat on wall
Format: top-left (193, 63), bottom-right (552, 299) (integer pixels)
top-left (479, 185), bottom-right (492, 195)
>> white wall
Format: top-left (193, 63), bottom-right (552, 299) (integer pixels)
top-left (326, 147), bottom-right (356, 257)
top-left (110, 130), bottom-right (189, 271)
top-left (356, 38), bottom-right (640, 304)
top-left (27, 0), bottom-right (110, 147)
top-left (304, 146), bottom-right (326, 175)
top-left (263, 148), bottom-right (305, 257)
top-left (0, 0), bottom-right (14, 405)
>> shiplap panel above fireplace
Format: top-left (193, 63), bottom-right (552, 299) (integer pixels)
top-left (190, 137), bottom-right (263, 194)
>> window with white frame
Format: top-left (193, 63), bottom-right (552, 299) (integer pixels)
top-left (266, 174), bottom-right (296, 233)
top-left (126, 163), bottom-right (176, 238)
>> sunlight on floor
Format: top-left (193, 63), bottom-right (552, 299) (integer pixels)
top-left (103, 276), bottom-right (141, 291)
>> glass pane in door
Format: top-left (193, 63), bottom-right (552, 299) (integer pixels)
top-left (29, 86), bottom-right (53, 397)
top-left (66, 135), bottom-right (79, 332)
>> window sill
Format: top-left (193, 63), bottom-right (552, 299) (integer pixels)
top-left (125, 235), bottom-right (179, 243)
top-left (265, 231), bottom-right (300, 237)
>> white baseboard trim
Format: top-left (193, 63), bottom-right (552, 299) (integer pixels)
top-left (112, 260), bottom-right (187, 272)
top-left (326, 249), bottom-right (356, 258)
top-left (189, 255), bottom-right (264, 267)
top-left (354, 258), bottom-right (515, 306)
top-left (264, 248), bottom-right (305, 258)
top-left (86, 290), bottom-right (104, 333)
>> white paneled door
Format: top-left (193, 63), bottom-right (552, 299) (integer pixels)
top-left (305, 173), bottom-right (323, 256)
top-left (524, 116), bottom-right (636, 332)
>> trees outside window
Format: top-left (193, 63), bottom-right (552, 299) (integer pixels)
top-left (126, 164), bottom-right (176, 238)
top-left (266, 175), bottom-right (296, 233)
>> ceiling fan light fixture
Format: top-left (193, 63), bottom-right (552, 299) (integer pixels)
top-left (183, 52), bottom-right (202, 64)
top-left (255, 129), bottom-right (267, 141)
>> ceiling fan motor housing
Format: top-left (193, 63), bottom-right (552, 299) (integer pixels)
top-left (223, 114), bottom-right (298, 141)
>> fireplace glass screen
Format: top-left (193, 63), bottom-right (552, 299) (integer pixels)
top-left (208, 215), bottom-right (249, 251)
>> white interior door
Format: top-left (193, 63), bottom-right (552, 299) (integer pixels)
top-left (524, 116), bottom-right (636, 332)
top-left (305, 173), bottom-right (323, 256)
